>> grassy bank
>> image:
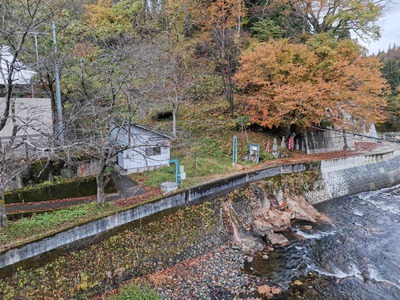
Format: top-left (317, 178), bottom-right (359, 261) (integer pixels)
top-left (0, 199), bottom-right (225, 299)
top-left (0, 203), bottom-right (118, 251)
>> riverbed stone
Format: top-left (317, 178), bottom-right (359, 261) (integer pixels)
top-left (241, 239), bottom-right (265, 254)
top-left (258, 285), bottom-right (282, 298)
top-left (231, 245), bottom-right (241, 251)
top-left (251, 220), bottom-right (273, 237)
top-left (266, 232), bottom-right (289, 247)
top-left (301, 225), bottom-right (313, 231)
top-left (264, 210), bottom-right (291, 232)
top-left (286, 195), bottom-right (327, 223)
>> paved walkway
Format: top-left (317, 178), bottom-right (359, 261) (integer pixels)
top-left (111, 172), bottom-right (146, 198)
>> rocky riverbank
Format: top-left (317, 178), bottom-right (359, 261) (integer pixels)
top-left (102, 178), bottom-right (330, 299)
top-left (226, 180), bottom-right (330, 258)
top-left (123, 243), bottom-right (282, 300)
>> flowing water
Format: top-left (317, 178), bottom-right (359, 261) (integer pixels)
top-left (247, 184), bottom-right (400, 299)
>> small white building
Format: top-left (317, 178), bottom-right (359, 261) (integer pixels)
top-left (0, 46), bottom-right (52, 158)
top-left (112, 123), bottom-right (172, 173)
top-left (0, 45), bottom-right (37, 97)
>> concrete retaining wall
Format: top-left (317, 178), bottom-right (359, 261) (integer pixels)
top-left (2, 149), bottom-right (400, 269)
top-left (0, 164), bottom-right (308, 269)
top-left (303, 130), bottom-right (355, 154)
top-left (323, 150), bottom-right (400, 199)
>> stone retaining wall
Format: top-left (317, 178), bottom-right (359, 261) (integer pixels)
top-left (306, 150), bottom-right (400, 205)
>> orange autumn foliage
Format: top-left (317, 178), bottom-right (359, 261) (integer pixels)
top-left (235, 38), bottom-right (388, 129)
top-left (206, 0), bottom-right (246, 34)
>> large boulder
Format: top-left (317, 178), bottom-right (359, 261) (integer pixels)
top-left (286, 195), bottom-right (329, 223)
top-left (262, 194), bottom-right (272, 211)
top-left (266, 232), bottom-right (289, 247)
top-left (264, 209), bottom-right (292, 232)
top-left (251, 219), bottom-right (273, 237)
top-left (241, 238), bottom-right (265, 254)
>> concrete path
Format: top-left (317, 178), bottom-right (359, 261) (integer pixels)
top-left (110, 172), bottom-right (146, 198)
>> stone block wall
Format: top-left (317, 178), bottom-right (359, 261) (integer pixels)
top-left (322, 150), bottom-right (400, 199)
top-left (307, 150), bottom-right (400, 205)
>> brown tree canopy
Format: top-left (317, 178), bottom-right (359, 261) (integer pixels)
top-left (235, 35), bottom-right (388, 129)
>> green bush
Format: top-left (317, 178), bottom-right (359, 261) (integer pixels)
top-left (22, 160), bottom-right (65, 185)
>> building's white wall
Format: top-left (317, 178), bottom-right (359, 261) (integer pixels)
top-left (0, 98), bottom-right (53, 159)
top-left (114, 124), bottom-right (171, 172)
top-left (121, 145), bottom-right (170, 172)
top-left (0, 46), bottom-right (36, 86)
top-left (117, 152), bottom-right (125, 169)
top-left (0, 97), bottom-right (53, 139)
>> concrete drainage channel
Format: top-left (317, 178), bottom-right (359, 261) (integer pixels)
top-left (1, 149), bottom-right (400, 270)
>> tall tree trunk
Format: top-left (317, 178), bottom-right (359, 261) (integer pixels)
top-left (222, 72), bottom-right (235, 115)
top-left (172, 106), bottom-right (177, 137)
top-left (96, 173), bottom-right (105, 204)
top-left (0, 190), bottom-right (7, 228)
top-left (96, 156), bottom-right (107, 204)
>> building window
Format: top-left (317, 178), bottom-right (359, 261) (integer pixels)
top-left (145, 147), bottom-right (161, 156)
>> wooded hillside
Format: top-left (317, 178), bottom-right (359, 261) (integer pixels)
top-left (0, 0), bottom-right (393, 225)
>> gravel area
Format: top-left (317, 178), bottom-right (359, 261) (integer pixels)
top-left (132, 243), bottom-right (280, 300)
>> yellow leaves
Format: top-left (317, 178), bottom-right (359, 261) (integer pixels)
top-left (293, 279), bottom-right (303, 286)
top-left (84, 0), bottom-right (142, 39)
top-left (76, 272), bottom-right (89, 291)
top-left (84, 0), bottom-right (112, 28)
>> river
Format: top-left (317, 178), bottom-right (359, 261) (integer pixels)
top-left (246, 184), bottom-right (400, 299)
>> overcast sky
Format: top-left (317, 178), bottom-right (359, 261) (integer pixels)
top-left (362, 1), bottom-right (400, 54)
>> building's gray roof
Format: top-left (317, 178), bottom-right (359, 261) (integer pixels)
top-left (133, 124), bottom-right (173, 139)
top-left (113, 117), bottom-right (173, 139)
top-left (0, 45), bottom-right (36, 86)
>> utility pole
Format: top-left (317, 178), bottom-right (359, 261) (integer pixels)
top-left (28, 31), bottom-right (48, 98)
top-left (52, 21), bottom-right (64, 145)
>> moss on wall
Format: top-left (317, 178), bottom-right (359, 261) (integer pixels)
top-left (4, 176), bottom-right (116, 204)
top-left (0, 199), bottom-right (228, 299)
